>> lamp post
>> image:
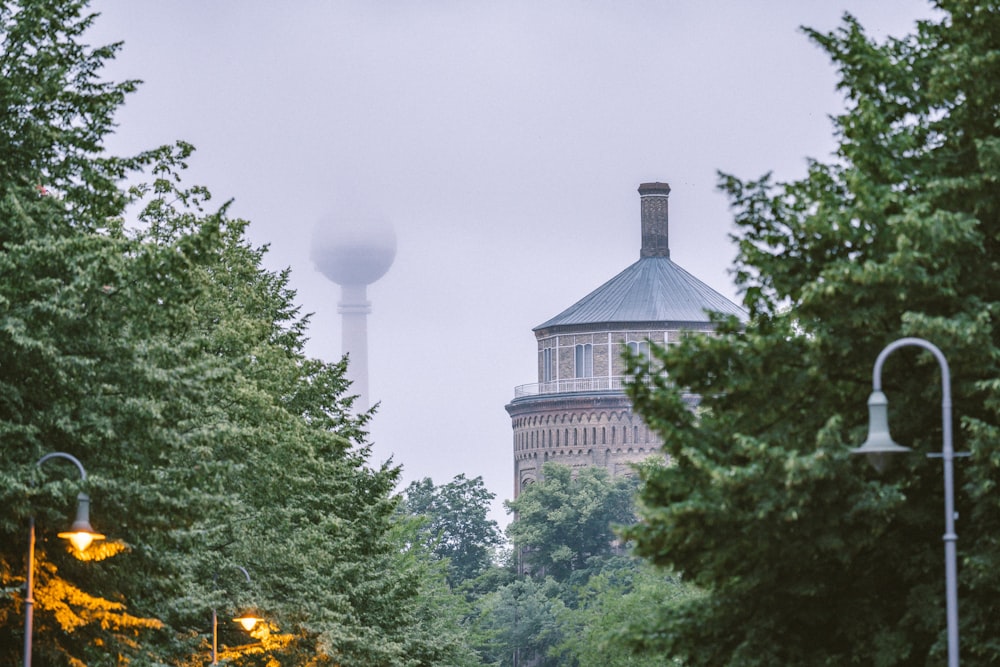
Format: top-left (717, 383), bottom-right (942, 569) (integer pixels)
top-left (211, 565), bottom-right (262, 665)
top-left (851, 337), bottom-right (960, 667)
top-left (24, 452), bottom-right (106, 667)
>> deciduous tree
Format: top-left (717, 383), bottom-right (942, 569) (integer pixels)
top-left (0, 1), bottom-right (478, 664)
top-left (401, 474), bottom-right (504, 586)
top-left (506, 463), bottom-right (637, 582)
top-left (625, 2), bottom-right (1000, 664)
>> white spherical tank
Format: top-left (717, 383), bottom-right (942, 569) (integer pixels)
top-left (311, 215), bottom-right (396, 287)
top-left (311, 214), bottom-right (396, 414)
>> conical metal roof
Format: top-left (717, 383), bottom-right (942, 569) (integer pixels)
top-left (534, 182), bottom-right (747, 332)
top-left (534, 256), bottom-right (747, 331)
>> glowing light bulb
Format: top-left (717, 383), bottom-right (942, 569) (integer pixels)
top-left (70, 532), bottom-right (94, 552)
top-left (234, 615), bottom-right (262, 632)
top-left (58, 529), bottom-right (105, 553)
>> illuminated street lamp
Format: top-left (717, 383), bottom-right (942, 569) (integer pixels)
top-left (212, 565), bottom-right (261, 665)
top-left (24, 452), bottom-right (106, 667)
top-left (233, 611), bottom-right (264, 633)
top-left (851, 337), bottom-right (962, 667)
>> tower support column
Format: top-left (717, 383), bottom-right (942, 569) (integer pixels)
top-left (339, 284), bottom-right (372, 412)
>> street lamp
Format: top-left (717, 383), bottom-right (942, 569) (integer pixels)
top-left (211, 565), bottom-right (261, 665)
top-left (851, 337), bottom-right (962, 667)
top-left (24, 452), bottom-right (106, 667)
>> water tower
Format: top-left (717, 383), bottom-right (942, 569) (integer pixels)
top-left (311, 216), bottom-right (396, 412)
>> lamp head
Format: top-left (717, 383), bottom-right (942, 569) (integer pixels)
top-left (851, 390), bottom-right (911, 472)
top-left (233, 612), bottom-right (263, 632)
top-left (57, 493), bottom-right (106, 553)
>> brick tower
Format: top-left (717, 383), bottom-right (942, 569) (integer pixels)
top-left (506, 182), bottom-right (746, 497)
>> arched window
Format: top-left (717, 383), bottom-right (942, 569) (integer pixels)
top-left (575, 343), bottom-right (593, 378)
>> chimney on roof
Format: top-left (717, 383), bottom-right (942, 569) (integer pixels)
top-left (638, 181), bottom-right (671, 258)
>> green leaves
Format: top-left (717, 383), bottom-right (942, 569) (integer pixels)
top-left (506, 462), bottom-right (637, 582)
top-left (0, 0), bottom-right (137, 225)
top-left (626, 1), bottom-right (1000, 664)
top-left (0, 2), bottom-right (475, 663)
top-left (400, 474), bottom-right (504, 587)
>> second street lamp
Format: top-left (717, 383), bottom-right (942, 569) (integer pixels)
top-left (211, 565), bottom-right (261, 665)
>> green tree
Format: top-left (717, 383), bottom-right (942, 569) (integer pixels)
top-left (89, 150), bottom-right (478, 667)
top-left (401, 474), bottom-right (504, 586)
top-left (506, 462), bottom-right (637, 582)
top-left (625, 2), bottom-right (1000, 665)
top-left (471, 577), bottom-right (566, 667)
top-left (0, 0), bottom-right (139, 225)
top-left (0, 1), bottom-right (228, 658)
top-left (552, 557), bottom-right (697, 667)
top-left (0, 1), bottom-right (478, 664)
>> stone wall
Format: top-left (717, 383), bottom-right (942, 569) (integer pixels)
top-left (508, 394), bottom-right (666, 498)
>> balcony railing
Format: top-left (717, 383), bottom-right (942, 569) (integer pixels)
top-left (513, 376), bottom-right (637, 398)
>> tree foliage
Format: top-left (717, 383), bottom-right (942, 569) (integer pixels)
top-left (625, 2), bottom-right (1000, 664)
top-left (471, 466), bottom-right (689, 666)
top-left (472, 576), bottom-right (567, 667)
top-left (401, 474), bottom-right (504, 587)
top-left (506, 462), bottom-right (637, 582)
top-left (0, 1), bottom-right (474, 664)
top-left (552, 558), bottom-right (696, 667)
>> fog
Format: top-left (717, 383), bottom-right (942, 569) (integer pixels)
top-left (87, 0), bottom-right (938, 526)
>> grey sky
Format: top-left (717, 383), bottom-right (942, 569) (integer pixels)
top-left (87, 1), bottom-right (937, 527)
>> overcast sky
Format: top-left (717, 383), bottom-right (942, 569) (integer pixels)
top-left (86, 0), bottom-right (938, 527)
